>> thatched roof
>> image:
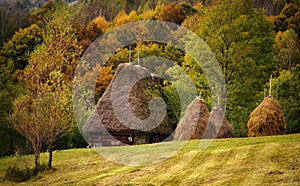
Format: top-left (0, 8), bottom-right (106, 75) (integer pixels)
top-left (174, 98), bottom-right (212, 140)
top-left (208, 107), bottom-right (234, 139)
top-left (247, 95), bottom-right (286, 137)
top-left (82, 110), bottom-right (105, 134)
top-left (83, 63), bottom-right (175, 136)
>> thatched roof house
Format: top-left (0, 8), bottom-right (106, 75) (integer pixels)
top-left (208, 107), bottom-right (234, 139)
top-left (247, 95), bottom-right (286, 137)
top-left (174, 97), bottom-right (213, 140)
top-left (83, 63), bottom-right (175, 146)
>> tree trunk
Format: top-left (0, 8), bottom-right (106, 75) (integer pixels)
top-left (290, 109), bottom-right (295, 134)
top-left (9, 125), bottom-right (13, 155)
top-left (34, 152), bottom-right (40, 172)
top-left (48, 141), bottom-right (53, 169)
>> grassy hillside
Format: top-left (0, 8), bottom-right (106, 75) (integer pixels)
top-left (0, 134), bottom-right (299, 185)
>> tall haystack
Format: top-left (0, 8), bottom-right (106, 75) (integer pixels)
top-left (83, 63), bottom-right (175, 146)
top-left (174, 98), bottom-right (213, 140)
top-left (208, 107), bottom-right (234, 138)
top-left (247, 95), bottom-right (286, 137)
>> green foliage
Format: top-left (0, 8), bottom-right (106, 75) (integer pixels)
top-left (0, 122), bottom-right (32, 157)
top-left (4, 154), bottom-right (47, 182)
top-left (163, 43), bottom-right (184, 66)
top-left (166, 65), bottom-right (198, 113)
top-left (275, 29), bottom-right (300, 70)
top-left (1, 24), bottom-right (44, 69)
top-left (53, 126), bottom-right (87, 150)
top-left (29, 0), bottom-right (57, 27)
top-left (105, 48), bottom-right (131, 70)
top-left (182, 54), bottom-right (211, 107)
top-left (162, 85), bottom-right (181, 126)
top-left (0, 55), bottom-right (28, 156)
top-left (186, 0), bottom-right (277, 137)
top-left (270, 65), bottom-right (300, 134)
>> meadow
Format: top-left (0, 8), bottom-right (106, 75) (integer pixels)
top-left (0, 134), bottom-right (299, 185)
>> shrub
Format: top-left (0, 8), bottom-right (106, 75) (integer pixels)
top-left (4, 154), bottom-right (47, 182)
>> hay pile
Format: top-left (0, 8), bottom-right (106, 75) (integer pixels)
top-left (174, 98), bottom-right (213, 140)
top-left (208, 107), bottom-right (234, 138)
top-left (247, 95), bottom-right (286, 137)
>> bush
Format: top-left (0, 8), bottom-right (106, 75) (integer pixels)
top-left (4, 154), bottom-right (47, 182)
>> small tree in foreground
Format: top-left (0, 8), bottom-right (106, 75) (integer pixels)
top-left (39, 71), bottom-right (74, 169)
top-left (10, 4), bottom-right (82, 170)
top-left (10, 93), bottom-right (46, 172)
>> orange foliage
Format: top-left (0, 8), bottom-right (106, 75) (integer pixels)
top-left (95, 66), bottom-right (114, 100)
top-left (86, 16), bottom-right (108, 41)
top-left (88, 16), bottom-right (108, 33)
top-left (158, 2), bottom-right (196, 25)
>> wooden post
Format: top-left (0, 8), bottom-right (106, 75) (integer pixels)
top-left (269, 75), bottom-right (272, 96)
top-left (129, 45), bottom-right (131, 63)
top-left (138, 49), bottom-right (140, 65)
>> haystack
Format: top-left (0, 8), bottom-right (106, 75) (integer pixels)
top-left (247, 95), bottom-right (286, 137)
top-left (83, 63), bottom-right (175, 146)
top-left (174, 98), bottom-right (213, 140)
top-left (208, 107), bottom-right (234, 138)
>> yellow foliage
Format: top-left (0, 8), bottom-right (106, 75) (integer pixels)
top-left (139, 9), bottom-right (156, 20)
top-left (91, 16), bottom-right (108, 32)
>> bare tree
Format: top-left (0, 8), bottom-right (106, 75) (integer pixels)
top-left (276, 29), bottom-right (300, 70)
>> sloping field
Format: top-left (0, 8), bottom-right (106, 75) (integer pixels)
top-left (0, 134), bottom-right (299, 185)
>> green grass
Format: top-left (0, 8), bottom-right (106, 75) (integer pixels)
top-left (0, 134), bottom-right (299, 185)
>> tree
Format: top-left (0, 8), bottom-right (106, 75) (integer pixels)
top-left (0, 0), bottom-right (30, 46)
top-left (0, 56), bottom-right (27, 156)
top-left (10, 93), bottom-right (46, 172)
top-left (111, 10), bottom-right (138, 29)
top-left (1, 24), bottom-right (44, 69)
top-left (271, 3), bottom-right (300, 37)
top-left (38, 71), bottom-right (73, 169)
top-left (269, 65), bottom-right (300, 134)
top-left (158, 2), bottom-right (196, 25)
top-left (37, 5), bottom-right (82, 169)
top-left (29, 0), bottom-right (57, 27)
top-left (181, 54), bottom-right (211, 107)
top-left (95, 65), bottom-right (114, 100)
top-left (11, 5), bottom-right (82, 169)
top-left (86, 16), bottom-right (108, 40)
top-left (184, 0), bottom-right (277, 136)
top-left (10, 44), bottom-right (48, 171)
top-left (275, 29), bottom-right (300, 70)
top-left (77, 15), bottom-right (109, 48)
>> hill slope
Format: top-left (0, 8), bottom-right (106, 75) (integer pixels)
top-left (0, 134), bottom-right (299, 185)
